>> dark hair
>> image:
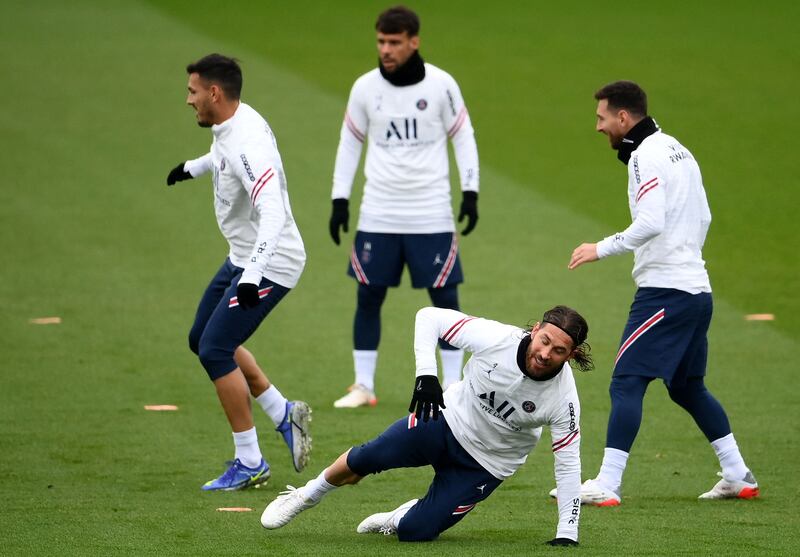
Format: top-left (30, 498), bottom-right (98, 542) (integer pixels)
top-left (376, 5), bottom-right (420, 36)
top-left (540, 305), bottom-right (594, 372)
top-left (594, 80), bottom-right (647, 117)
top-left (186, 53), bottom-right (242, 100)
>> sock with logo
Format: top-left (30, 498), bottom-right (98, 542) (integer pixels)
top-left (232, 427), bottom-right (262, 469)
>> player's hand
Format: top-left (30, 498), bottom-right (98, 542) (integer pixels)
top-left (457, 191), bottom-right (478, 235)
top-left (546, 538), bottom-right (578, 546)
top-left (568, 243), bottom-right (598, 270)
top-left (408, 375), bottom-right (445, 422)
top-left (236, 282), bottom-right (260, 309)
top-left (166, 162), bottom-right (192, 186)
top-left (329, 198), bottom-right (350, 245)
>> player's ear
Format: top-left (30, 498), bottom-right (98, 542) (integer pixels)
top-left (530, 322), bottom-right (541, 336)
top-left (410, 35), bottom-right (420, 50)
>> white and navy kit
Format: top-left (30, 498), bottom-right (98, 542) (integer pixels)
top-left (596, 128), bottom-right (713, 382)
top-left (333, 64), bottom-right (478, 287)
top-left (347, 308), bottom-right (582, 542)
top-left (184, 103), bottom-right (306, 378)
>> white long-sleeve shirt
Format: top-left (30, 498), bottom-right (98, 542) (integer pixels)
top-left (414, 307), bottom-right (582, 541)
top-left (596, 130), bottom-right (712, 294)
top-left (332, 64), bottom-right (479, 233)
top-left (184, 103), bottom-right (306, 288)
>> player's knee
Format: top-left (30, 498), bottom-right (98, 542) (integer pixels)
top-left (667, 377), bottom-right (707, 407)
top-left (609, 374), bottom-right (648, 403)
top-left (396, 514), bottom-right (439, 542)
top-left (197, 340), bottom-right (235, 380)
top-left (188, 329), bottom-right (201, 355)
top-left (357, 284), bottom-right (387, 311)
top-left (428, 284), bottom-right (459, 310)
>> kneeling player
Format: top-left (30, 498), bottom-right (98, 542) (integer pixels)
top-left (261, 306), bottom-right (593, 545)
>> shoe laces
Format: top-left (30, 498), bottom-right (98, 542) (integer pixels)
top-left (275, 485), bottom-right (299, 501)
top-left (218, 460), bottom-right (243, 484)
top-left (378, 525), bottom-right (396, 536)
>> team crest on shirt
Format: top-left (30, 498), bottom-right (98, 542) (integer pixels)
top-left (522, 401), bottom-right (536, 413)
top-left (416, 98), bottom-right (428, 110)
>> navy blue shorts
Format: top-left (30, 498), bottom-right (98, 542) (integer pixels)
top-left (613, 287), bottom-right (712, 387)
top-left (347, 413), bottom-right (502, 541)
top-left (188, 258), bottom-right (290, 380)
top-left (347, 231), bottom-right (463, 289)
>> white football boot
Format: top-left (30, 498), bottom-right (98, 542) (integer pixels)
top-left (549, 479), bottom-right (621, 507)
top-left (699, 471), bottom-right (759, 500)
top-left (261, 486), bottom-right (318, 529)
top-left (356, 499), bottom-right (419, 535)
top-left (333, 384), bottom-right (377, 408)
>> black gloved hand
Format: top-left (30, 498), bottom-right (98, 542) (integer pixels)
top-left (236, 282), bottom-right (260, 309)
top-left (329, 198), bottom-right (350, 245)
top-left (408, 375), bottom-right (445, 422)
top-left (546, 538), bottom-right (578, 547)
top-left (457, 191), bottom-right (478, 235)
top-left (166, 162), bottom-right (192, 186)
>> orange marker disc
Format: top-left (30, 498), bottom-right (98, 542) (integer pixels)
top-left (745, 314), bottom-right (775, 321)
top-left (144, 405), bottom-right (179, 411)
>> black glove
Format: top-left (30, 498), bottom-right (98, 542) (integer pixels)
top-left (329, 198), bottom-right (350, 245)
top-left (546, 538), bottom-right (578, 547)
top-left (166, 162), bottom-right (192, 186)
top-left (236, 282), bottom-right (260, 309)
top-left (408, 375), bottom-right (445, 422)
top-left (457, 191), bottom-right (478, 235)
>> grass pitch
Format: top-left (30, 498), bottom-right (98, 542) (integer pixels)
top-left (1, 1), bottom-right (798, 555)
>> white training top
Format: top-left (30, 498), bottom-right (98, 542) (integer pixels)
top-left (414, 307), bottom-right (582, 542)
top-left (332, 63), bottom-right (479, 233)
top-left (596, 130), bottom-right (712, 294)
top-left (184, 103), bottom-right (306, 288)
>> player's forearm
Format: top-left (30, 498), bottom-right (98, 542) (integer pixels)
top-left (241, 185), bottom-right (287, 285)
top-left (413, 307), bottom-right (471, 377)
top-left (553, 444), bottom-right (581, 541)
top-left (184, 153), bottom-right (213, 178)
top-left (331, 123), bottom-right (363, 199)
top-left (596, 208), bottom-right (665, 258)
top-left (451, 123), bottom-right (479, 192)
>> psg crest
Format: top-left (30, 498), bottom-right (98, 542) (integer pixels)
top-left (416, 99), bottom-right (428, 110)
top-left (522, 401), bottom-right (536, 413)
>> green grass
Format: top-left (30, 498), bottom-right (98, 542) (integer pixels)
top-left (1, 0), bottom-right (798, 555)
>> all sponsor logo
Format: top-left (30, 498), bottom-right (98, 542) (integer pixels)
top-left (240, 154), bottom-right (255, 181)
top-left (478, 391), bottom-right (519, 430)
top-left (522, 400), bottom-right (536, 413)
top-left (416, 98), bottom-right (428, 110)
top-left (385, 118), bottom-right (418, 140)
